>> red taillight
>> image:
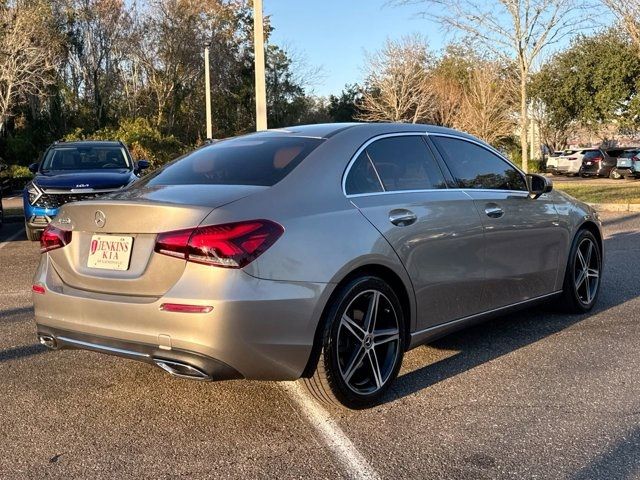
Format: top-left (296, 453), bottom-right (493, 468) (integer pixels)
top-left (32, 284), bottom-right (45, 295)
top-left (154, 220), bottom-right (284, 268)
top-left (40, 224), bottom-right (72, 253)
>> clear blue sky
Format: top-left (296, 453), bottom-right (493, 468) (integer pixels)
top-left (264, 0), bottom-right (443, 96)
top-left (264, 1), bottom-right (612, 98)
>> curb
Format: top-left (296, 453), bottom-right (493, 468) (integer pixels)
top-left (588, 203), bottom-right (640, 212)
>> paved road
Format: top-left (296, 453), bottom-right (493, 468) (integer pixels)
top-left (1, 213), bottom-right (639, 479)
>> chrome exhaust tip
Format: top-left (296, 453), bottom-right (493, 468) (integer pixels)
top-left (154, 359), bottom-right (210, 381)
top-left (38, 335), bottom-right (57, 349)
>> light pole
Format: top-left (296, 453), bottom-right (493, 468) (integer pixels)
top-left (253, 0), bottom-right (267, 131)
top-left (204, 41), bottom-right (213, 139)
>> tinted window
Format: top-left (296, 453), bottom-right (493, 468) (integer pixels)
top-left (583, 150), bottom-right (603, 159)
top-left (432, 136), bottom-right (527, 191)
top-left (41, 146), bottom-right (130, 171)
top-left (345, 151), bottom-right (384, 195)
top-left (345, 136), bottom-right (446, 194)
top-left (620, 150), bottom-right (640, 159)
top-left (144, 136), bottom-right (323, 187)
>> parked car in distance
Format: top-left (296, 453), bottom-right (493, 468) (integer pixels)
top-left (0, 162), bottom-right (7, 228)
top-left (23, 140), bottom-right (149, 241)
top-left (546, 149), bottom-right (583, 175)
top-left (612, 149), bottom-right (640, 180)
top-left (33, 123), bottom-right (604, 409)
top-left (579, 148), bottom-right (617, 178)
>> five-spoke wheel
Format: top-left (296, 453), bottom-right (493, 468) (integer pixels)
top-left (559, 229), bottom-right (602, 313)
top-left (304, 276), bottom-right (405, 408)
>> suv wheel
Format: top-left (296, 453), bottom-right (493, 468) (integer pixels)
top-left (609, 168), bottom-right (623, 180)
top-left (557, 229), bottom-right (602, 313)
top-left (304, 276), bottom-right (405, 408)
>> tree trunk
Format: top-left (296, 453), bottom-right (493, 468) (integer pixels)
top-left (520, 75), bottom-right (529, 173)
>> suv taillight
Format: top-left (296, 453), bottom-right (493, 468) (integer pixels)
top-left (40, 224), bottom-right (72, 253)
top-left (154, 220), bottom-right (284, 268)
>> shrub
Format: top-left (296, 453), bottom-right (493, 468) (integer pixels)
top-left (64, 118), bottom-right (186, 168)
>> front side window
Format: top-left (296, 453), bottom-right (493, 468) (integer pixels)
top-left (431, 136), bottom-right (527, 191)
top-left (41, 146), bottom-right (130, 171)
top-left (142, 136), bottom-right (323, 187)
top-left (345, 135), bottom-right (447, 195)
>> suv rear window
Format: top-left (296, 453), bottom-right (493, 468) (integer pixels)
top-left (145, 136), bottom-right (323, 187)
top-left (582, 150), bottom-right (603, 159)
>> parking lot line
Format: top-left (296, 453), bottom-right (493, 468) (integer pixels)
top-left (281, 382), bottom-right (380, 480)
top-left (0, 229), bottom-right (23, 250)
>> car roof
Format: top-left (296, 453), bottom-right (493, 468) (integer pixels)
top-left (50, 140), bottom-right (123, 148)
top-left (261, 122), bottom-right (481, 141)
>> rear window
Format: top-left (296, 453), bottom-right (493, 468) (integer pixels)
top-left (582, 150), bottom-right (601, 159)
top-left (144, 136), bottom-right (323, 187)
top-left (621, 150), bottom-right (640, 158)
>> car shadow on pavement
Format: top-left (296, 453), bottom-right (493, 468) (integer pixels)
top-left (0, 343), bottom-right (47, 362)
top-left (387, 231), bottom-right (640, 404)
top-left (0, 306), bottom-right (34, 324)
top-left (571, 425), bottom-right (640, 480)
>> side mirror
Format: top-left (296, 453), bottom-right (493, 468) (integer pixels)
top-left (135, 159), bottom-right (150, 174)
top-left (526, 173), bottom-right (553, 199)
top-left (0, 163), bottom-right (7, 173)
top-left (28, 163), bottom-right (39, 174)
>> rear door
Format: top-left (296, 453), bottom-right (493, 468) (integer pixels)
top-left (346, 134), bottom-right (486, 329)
top-left (430, 135), bottom-right (563, 309)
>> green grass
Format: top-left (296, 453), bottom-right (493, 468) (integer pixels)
top-left (554, 182), bottom-right (640, 204)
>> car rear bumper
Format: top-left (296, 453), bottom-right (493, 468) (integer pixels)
top-left (33, 255), bottom-right (332, 381)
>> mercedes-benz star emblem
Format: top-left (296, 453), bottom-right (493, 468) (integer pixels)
top-left (94, 210), bottom-right (106, 228)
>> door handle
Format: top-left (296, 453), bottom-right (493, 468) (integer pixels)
top-left (389, 209), bottom-right (417, 226)
top-left (484, 204), bottom-right (504, 218)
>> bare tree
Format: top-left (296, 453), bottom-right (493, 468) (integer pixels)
top-left (358, 35), bottom-right (434, 123)
top-left (0, 1), bottom-right (61, 132)
top-left (455, 62), bottom-right (518, 144)
top-left (601, 0), bottom-right (640, 53)
top-left (394, 0), bottom-right (590, 172)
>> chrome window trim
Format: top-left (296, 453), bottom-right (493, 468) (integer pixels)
top-left (342, 130), bottom-right (529, 198)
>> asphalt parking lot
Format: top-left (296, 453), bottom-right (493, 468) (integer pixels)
top-left (1, 213), bottom-right (639, 479)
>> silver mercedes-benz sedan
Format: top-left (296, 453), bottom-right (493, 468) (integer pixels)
top-left (33, 123), bottom-right (603, 408)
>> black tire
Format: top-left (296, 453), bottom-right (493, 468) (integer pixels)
top-left (25, 223), bottom-right (41, 242)
top-left (303, 276), bottom-right (405, 409)
top-left (557, 229), bottom-right (602, 313)
top-left (609, 168), bottom-right (623, 180)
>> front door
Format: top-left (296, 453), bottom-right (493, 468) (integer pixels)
top-left (430, 135), bottom-right (563, 310)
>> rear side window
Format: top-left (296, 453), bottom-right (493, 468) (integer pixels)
top-left (432, 136), bottom-right (527, 191)
top-left (345, 135), bottom-right (447, 195)
top-left (144, 136), bottom-right (323, 187)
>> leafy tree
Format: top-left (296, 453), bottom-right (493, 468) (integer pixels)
top-left (327, 84), bottom-right (362, 122)
top-left (531, 31), bottom-right (640, 142)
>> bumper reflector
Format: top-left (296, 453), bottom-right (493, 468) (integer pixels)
top-left (160, 303), bottom-right (213, 314)
top-left (32, 284), bottom-right (46, 295)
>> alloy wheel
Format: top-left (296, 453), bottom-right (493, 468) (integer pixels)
top-left (337, 289), bottom-right (401, 395)
top-left (574, 238), bottom-right (600, 305)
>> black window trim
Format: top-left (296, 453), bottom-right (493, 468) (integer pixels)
top-left (428, 133), bottom-right (529, 194)
top-left (342, 132), bottom-right (452, 197)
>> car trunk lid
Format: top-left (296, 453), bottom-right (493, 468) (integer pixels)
top-left (47, 184), bottom-right (265, 296)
